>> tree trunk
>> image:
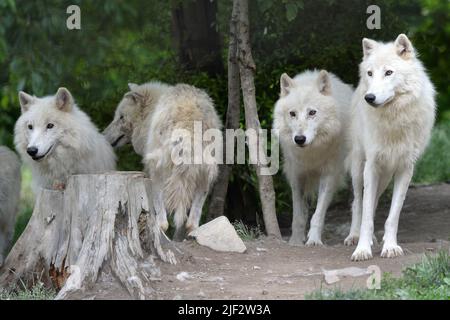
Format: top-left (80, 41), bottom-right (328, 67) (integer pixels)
top-left (171, 0), bottom-right (223, 76)
top-left (0, 172), bottom-right (177, 300)
top-left (207, 0), bottom-right (241, 220)
top-left (235, 0), bottom-right (281, 239)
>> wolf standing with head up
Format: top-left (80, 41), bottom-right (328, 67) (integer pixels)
top-left (104, 82), bottom-right (222, 238)
top-left (14, 88), bottom-right (116, 192)
top-left (348, 34), bottom-right (436, 261)
top-left (0, 146), bottom-right (21, 266)
top-left (273, 70), bottom-right (354, 246)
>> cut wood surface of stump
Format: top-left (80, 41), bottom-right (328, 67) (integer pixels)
top-left (0, 172), bottom-right (178, 300)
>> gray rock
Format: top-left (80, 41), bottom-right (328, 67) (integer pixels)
top-left (322, 267), bottom-right (370, 284)
top-left (188, 216), bottom-right (247, 253)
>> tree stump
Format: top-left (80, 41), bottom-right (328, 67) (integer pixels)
top-left (0, 172), bottom-right (178, 300)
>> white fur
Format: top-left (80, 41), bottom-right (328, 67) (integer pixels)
top-left (348, 34), bottom-right (436, 261)
top-left (104, 82), bottom-right (222, 238)
top-left (273, 70), bottom-right (354, 246)
top-left (14, 88), bottom-right (116, 192)
top-left (0, 146), bottom-right (21, 266)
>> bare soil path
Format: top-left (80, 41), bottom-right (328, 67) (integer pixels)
top-left (80, 184), bottom-right (449, 299)
top-left (151, 183), bottom-right (450, 300)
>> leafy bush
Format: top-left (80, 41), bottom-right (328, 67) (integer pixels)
top-left (0, 0), bottom-right (448, 223)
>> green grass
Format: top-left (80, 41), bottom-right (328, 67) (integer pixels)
top-left (306, 251), bottom-right (450, 300)
top-left (0, 282), bottom-right (56, 300)
top-left (233, 220), bottom-right (263, 241)
top-left (413, 123), bottom-right (450, 184)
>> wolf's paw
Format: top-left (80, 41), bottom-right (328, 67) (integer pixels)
top-left (306, 228), bottom-right (324, 247)
top-left (381, 244), bottom-right (403, 258)
top-left (288, 236), bottom-right (305, 247)
top-left (351, 245), bottom-right (373, 261)
top-left (305, 230), bottom-right (324, 247)
top-left (344, 234), bottom-right (359, 246)
top-left (185, 222), bottom-right (196, 236)
top-left (305, 237), bottom-right (324, 247)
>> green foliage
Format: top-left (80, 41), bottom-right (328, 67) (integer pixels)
top-left (307, 251), bottom-right (450, 300)
top-left (0, 0), bottom-right (173, 152)
top-left (413, 0), bottom-right (450, 121)
top-left (413, 124), bottom-right (450, 184)
top-left (0, 0), bottom-right (448, 222)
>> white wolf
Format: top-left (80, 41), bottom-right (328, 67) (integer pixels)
top-left (0, 146), bottom-right (21, 266)
top-left (104, 82), bottom-right (222, 238)
top-left (273, 70), bottom-right (354, 246)
top-left (347, 34), bottom-right (436, 261)
top-left (14, 88), bottom-right (116, 192)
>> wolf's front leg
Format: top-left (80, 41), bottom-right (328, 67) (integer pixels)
top-left (306, 175), bottom-right (337, 246)
top-left (289, 179), bottom-right (308, 246)
top-left (381, 165), bottom-right (413, 258)
top-left (352, 160), bottom-right (379, 261)
top-left (345, 156), bottom-right (364, 246)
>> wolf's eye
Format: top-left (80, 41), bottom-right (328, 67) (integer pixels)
top-left (367, 71), bottom-right (373, 77)
top-left (289, 111), bottom-right (296, 117)
top-left (309, 110), bottom-right (317, 116)
top-left (47, 123), bottom-right (54, 129)
top-left (385, 70), bottom-right (393, 76)
top-left (28, 124), bottom-right (33, 130)
top-left (119, 115), bottom-right (124, 120)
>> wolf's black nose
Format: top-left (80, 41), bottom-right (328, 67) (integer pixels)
top-left (294, 135), bottom-right (306, 146)
top-left (365, 94), bottom-right (376, 104)
top-left (27, 147), bottom-right (38, 157)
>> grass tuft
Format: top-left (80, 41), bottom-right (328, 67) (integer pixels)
top-left (306, 250), bottom-right (450, 300)
top-left (233, 220), bottom-right (263, 241)
top-left (0, 282), bottom-right (56, 300)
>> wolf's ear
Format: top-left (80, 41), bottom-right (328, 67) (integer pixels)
top-left (362, 38), bottom-right (378, 59)
top-left (394, 34), bottom-right (414, 59)
top-left (280, 73), bottom-right (295, 97)
top-left (317, 70), bottom-right (331, 96)
top-left (18, 91), bottom-right (34, 113)
top-left (128, 83), bottom-right (139, 91)
top-left (55, 87), bottom-right (74, 112)
top-left (124, 91), bottom-right (144, 105)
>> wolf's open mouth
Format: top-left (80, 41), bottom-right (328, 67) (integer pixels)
top-left (111, 135), bottom-right (125, 147)
top-left (32, 145), bottom-right (53, 161)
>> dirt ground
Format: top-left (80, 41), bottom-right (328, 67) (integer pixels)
top-left (77, 183), bottom-right (449, 300)
top-left (149, 183), bottom-right (450, 300)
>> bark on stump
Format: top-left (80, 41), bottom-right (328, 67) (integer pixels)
top-left (0, 172), bottom-right (177, 300)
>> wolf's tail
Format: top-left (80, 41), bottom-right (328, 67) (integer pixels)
top-left (148, 140), bottom-right (218, 230)
top-left (164, 164), bottom-right (204, 229)
top-left (165, 148), bottom-right (219, 229)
